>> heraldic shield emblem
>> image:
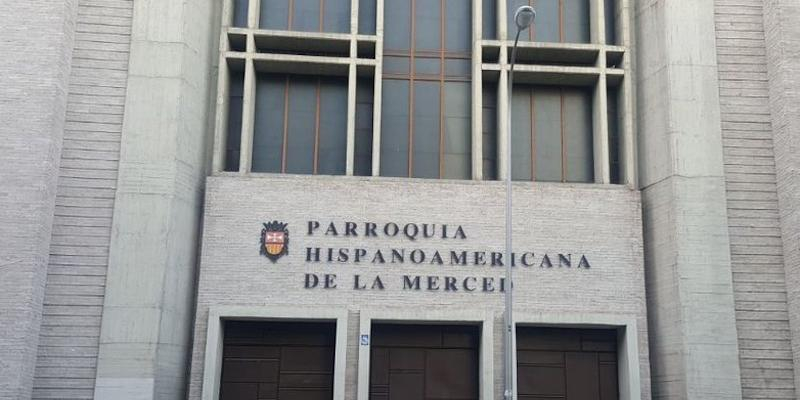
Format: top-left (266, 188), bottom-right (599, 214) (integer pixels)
top-left (260, 221), bottom-right (289, 262)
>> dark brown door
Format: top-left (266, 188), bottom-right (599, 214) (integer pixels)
top-left (369, 324), bottom-right (480, 400)
top-left (219, 321), bottom-right (335, 400)
top-left (517, 327), bottom-right (619, 400)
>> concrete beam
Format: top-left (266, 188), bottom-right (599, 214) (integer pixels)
top-left (0, 1), bottom-right (78, 398)
top-left (635, 0), bottom-right (743, 398)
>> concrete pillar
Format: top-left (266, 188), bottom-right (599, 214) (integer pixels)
top-left (0, 1), bottom-right (78, 398)
top-left (92, 0), bottom-right (220, 398)
top-left (763, 0), bottom-right (800, 392)
top-left (635, 0), bottom-right (743, 398)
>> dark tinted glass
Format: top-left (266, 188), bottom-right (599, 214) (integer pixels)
top-left (359, 0), bottom-right (377, 34)
top-left (482, 0), bottom-right (497, 39)
top-left (511, 88), bottom-right (533, 181)
top-left (445, 59), bottom-right (471, 78)
top-left (285, 77), bottom-right (316, 174)
top-left (443, 82), bottom-right (470, 179)
top-left (252, 74), bottom-right (286, 173)
top-left (415, 58), bottom-right (441, 77)
top-left (532, 0), bottom-right (559, 42)
top-left (608, 88), bottom-right (620, 183)
top-left (355, 79), bottom-right (374, 176)
top-left (482, 84), bottom-right (497, 180)
top-left (380, 80), bottom-right (410, 177)
top-left (384, 0), bottom-right (411, 50)
top-left (260, 0), bottom-right (289, 30)
top-left (318, 78), bottom-right (348, 174)
top-left (415, 0), bottom-right (441, 52)
top-left (533, 88), bottom-right (562, 182)
top-left (412, 81), bottom-right (441, 179)
top-left (509, 86), bottom-right (594, 183)
top-left (384, 56), bottom-right (410, 75)
top-left (563, 89), bottom-right (593, 182)
top-left (293, 0), bottom-right (321, 31)
top-left (233, 0), bottom-right (249, 27)
top-left (605, 0), bottom-right (617, 44)
top-left (324, 0), bottom-right (351, 33)
top-left (564, 0), bottom-right (590, 43)
top-left (380, 0), bottom-right (472, 180)
top-left (445, 0), bottom-right (471, 52)
top-left (225, 71), bottom-right (244, 172)
top-left (509, 0), bottom-right (590, 43)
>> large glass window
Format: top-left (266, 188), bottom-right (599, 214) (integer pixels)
top-left (510, 85), bottom-right (593, 183)
top-left (259, 0), bottom-right (350, 33)
top-left (217, 0), bottom-right (632, 184)
top-left (380, 0), bottom-right (472, 179)
top-left (507, 0), bottom-right (590, 43)
top-left (249, 74), bottom-right (348, 175)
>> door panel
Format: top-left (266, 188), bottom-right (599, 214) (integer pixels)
top-left (517, 327), bottom-right (619, 400)
top-left (219, 321), bottom-right (336, 400)
top-left (370, 324), bottom-right (479, 400)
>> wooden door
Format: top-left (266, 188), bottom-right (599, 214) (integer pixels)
top-left (516, 327), bottom-right (619, 400)
top-left (219, 321), bottom-right (335, 400)
top-left (369, 324), bottom-right (480, 400)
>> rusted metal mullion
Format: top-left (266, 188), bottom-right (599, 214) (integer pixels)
top-left (313, 79), bottom-right (321, 174)
top-left (281, 76), bottom-right (290, 173)
top-left (438, 0), bottom-right (446, 178)
top-left (319, 0), bottom-right (325, 31)
top-left (530, 88), bottom-right (536, 181)
top-left (288, 0), bottom-right (295, 30)
top-left (408, 0), bottom-right (416, 177)
top-left (560, 88), bottom-right (567, 182)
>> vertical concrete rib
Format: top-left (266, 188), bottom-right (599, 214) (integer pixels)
top-left (0, 1), bottom-right (78, 398)
top-left (636, 0), bottom-right (743, 398)
top-left (471, 0), bottom-right (484, 180)
top-left (371, 0), bottom-right (385, 176)
top-left (92, 0), bottom-right (220, 398)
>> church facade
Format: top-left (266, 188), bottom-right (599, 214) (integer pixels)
top-left (0, 0), bottom-right (798, 399)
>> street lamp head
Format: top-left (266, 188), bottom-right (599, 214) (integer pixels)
top-left (514, 5), bottom-right (536, 31)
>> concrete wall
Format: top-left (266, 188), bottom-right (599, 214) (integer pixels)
top-left (31, 1), bottom-right (133, 398)
top-left (92, 0), bottom-right (220, 399)
top-left (714, 0), bottom-right (796, 398)
top-left (636, 0), bottom-right (743, 398)
top-left (187, 175), bottom-right (651, 399)
top-left (0, 1), bottom-right (78, 398)
top-left (763, 0), bottom-right (800, 393)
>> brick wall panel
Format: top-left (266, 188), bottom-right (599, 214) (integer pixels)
top-left (715, 1), bottom-right (796, 397)
top-left (31, 0), bottom-right (132, 399)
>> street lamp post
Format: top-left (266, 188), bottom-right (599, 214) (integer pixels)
top-left (504, 5), bottom-right (535, 400)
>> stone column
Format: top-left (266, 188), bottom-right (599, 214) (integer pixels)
top-left (0, 1), bottom-right (78, 398)
top-left (763, 0), bottom-right (800, 392)
top-left (635, 0), bottom-right (743, 398)
top-left (92, 1), bottom-right (220, 399)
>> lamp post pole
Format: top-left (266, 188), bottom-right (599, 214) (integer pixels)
top-left (504, 6), bottom-right (535, 400)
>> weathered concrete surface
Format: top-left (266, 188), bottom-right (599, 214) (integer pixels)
top-left (714, 1), bottom-right (796, 398)
top-left (636, 0), bottom-right (743, 398)
top-left (30, 1), bottom-right (134, 399)
top-left (0, 1), bottom-right (78, 398)
top-left (92, 1), bottom-right (220, 399)
top-left (763, 0), bottom-right (800, 393)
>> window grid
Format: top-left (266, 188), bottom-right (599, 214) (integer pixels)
top-left (213, 0), bottom-right (636, 187)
